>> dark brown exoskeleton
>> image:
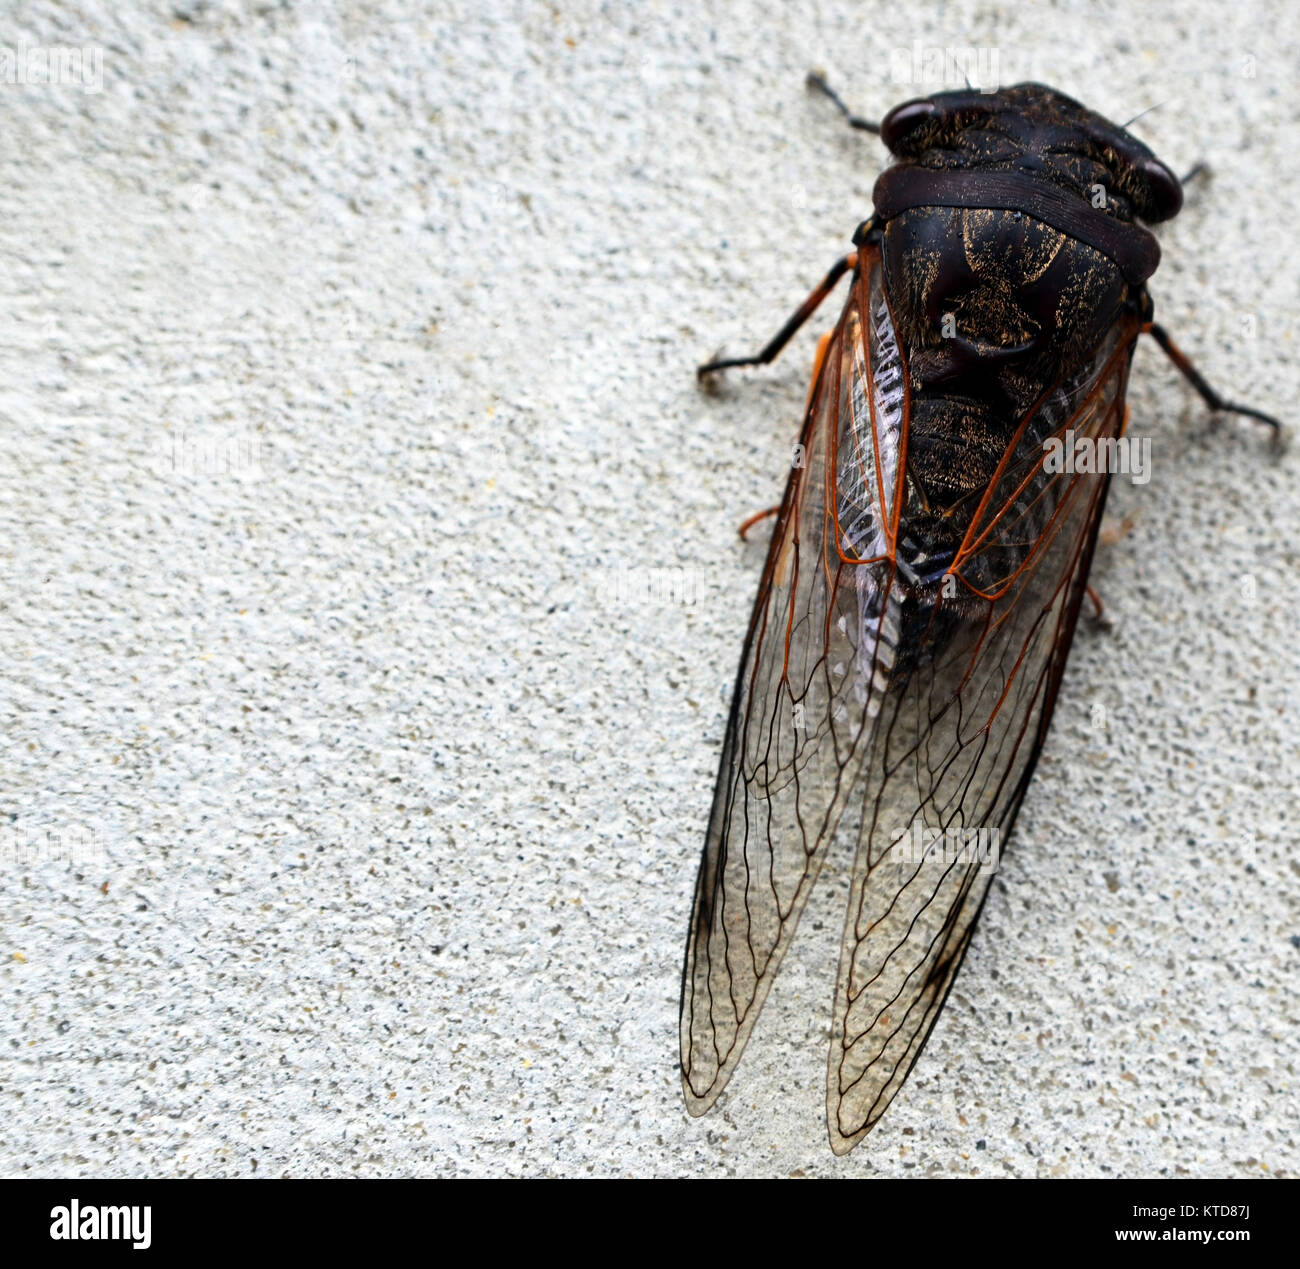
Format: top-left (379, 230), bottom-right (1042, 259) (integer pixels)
top-left (681, 77), bottom-right (1282, 1155)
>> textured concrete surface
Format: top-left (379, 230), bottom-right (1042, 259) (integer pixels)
top-left (0, 1), bottom-right (1296, 1177)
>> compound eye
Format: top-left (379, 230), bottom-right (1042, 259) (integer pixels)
top-left (1137, 156), bottom-right (1182, 221)
top-left (880, 99), bottom-right (935, 152)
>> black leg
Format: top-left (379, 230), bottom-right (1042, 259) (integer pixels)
top-left (1145, 322), bottom-right (1286, 452)
top-left (697, 253), bottom-right (857, 378)
top-left (805, 72), bottom-right (880, 134)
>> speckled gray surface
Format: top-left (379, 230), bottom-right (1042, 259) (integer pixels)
top-left (0, 1), bottom-right (1297, 1178)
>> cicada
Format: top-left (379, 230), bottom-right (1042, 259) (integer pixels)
top-left (680, 77), bottom-right (1282, 1155)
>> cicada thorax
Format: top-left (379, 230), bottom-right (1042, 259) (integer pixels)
top-left (854, 83), bottom-right (1178, 676)
top-left (874, 207), bottom-right (1132, 664)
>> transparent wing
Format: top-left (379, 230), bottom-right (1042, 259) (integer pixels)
top-left (680, 250), bottom-right (908, 1114)
top-left (824, 306), bottom-right (1139, 1154)
top-left (681, 247), bottom-right (1138, 1152)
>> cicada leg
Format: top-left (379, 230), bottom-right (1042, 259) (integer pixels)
top-left (697, 253), bottom-right (857, 378)
top-left (805, 72), bottom-right (881, 135)
top-left (1143, 322), bottom-right (1286, 452)
top-left (1084, 585), bottom-right (1113, 629)
top-left (737, 506), bottom-right (780, 540)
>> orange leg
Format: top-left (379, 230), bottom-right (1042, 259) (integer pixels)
top-left (1098, 510), bottom-right (1138, 549)
top-left (738, 506), bottom-right (780, 540)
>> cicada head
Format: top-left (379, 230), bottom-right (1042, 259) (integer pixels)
top-left (878, 82), bottom-right (1183, 223)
